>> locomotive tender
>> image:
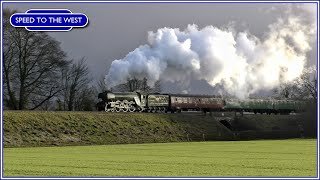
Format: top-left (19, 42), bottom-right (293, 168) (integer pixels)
top-left (96, 91), bottom-right (306, 114)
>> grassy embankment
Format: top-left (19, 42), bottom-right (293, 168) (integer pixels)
top-left (4, 111), bottom-right (234, 147)
top-left (4, 139), bottom-right (317, 177)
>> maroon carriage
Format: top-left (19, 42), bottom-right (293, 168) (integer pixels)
top-left (169, 94), bottom-right (225, 113)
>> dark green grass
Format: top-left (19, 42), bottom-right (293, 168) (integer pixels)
top-left (4, 139), bottom-right (317, 177)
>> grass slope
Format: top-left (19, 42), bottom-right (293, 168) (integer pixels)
top-left (4, 111), bottom-right (233, 147)
top-left (4, 139), bottom-right (317, 177)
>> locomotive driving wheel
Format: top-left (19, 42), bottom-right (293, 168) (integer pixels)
top-left (122, 100), bottom-right (129, 112)
top-left (115, 107), bottom-right (121, 112)
top-left (129, 105), bottom-right (136, 112)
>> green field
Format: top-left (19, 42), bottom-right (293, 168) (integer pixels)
top-left (4, 139), bottom-right (317, 177)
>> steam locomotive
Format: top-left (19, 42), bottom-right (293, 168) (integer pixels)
top-left (96, 91), bottom-right (306, 114)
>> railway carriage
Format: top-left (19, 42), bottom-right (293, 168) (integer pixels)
top-left (224, 99), bottom-right (274, 114)
top-left (245, 99), bottom-right (274, 114)
top-left (170, 94), bottom-right (225, 113)
top-left (273, 100), bottom-right (295, 114)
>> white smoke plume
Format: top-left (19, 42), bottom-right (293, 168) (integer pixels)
top-left (105, 5), bottom-right (316, 98)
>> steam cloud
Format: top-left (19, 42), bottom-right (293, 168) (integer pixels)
top-left (105, 5), bottom-right (315, 98)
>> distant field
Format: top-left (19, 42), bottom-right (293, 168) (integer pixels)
top-left (4, 139), bottom-right (317, 177)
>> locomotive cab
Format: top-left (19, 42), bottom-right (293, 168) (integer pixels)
top-left (136, 91), bottom-right (147, 107)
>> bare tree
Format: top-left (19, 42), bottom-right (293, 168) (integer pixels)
top-left (95, 75), bottom-right (108, 93)
top-left (151, 80), bottom-right (162, 93)
top-left (296, 67), bottom-right (317, 102)
top-left (113, 77), bottom-right (140, 92)
top-left (3, 8), bottom-right (69, 110)
top-left (277, 66), bottom-right (316, 103)
top-left (127, 77), bottom-right (141, 92)
top-left (140, 77), bottom-right (152, 93)
top-left (74, 85), bottom-right (96, 111)
top-left (111, 77), bottom-right (161, 93)
top-left (64, 58), bottom-right (91, 111)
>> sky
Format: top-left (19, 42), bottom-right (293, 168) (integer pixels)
top-left (3, 2), bottom-right (318, 96)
